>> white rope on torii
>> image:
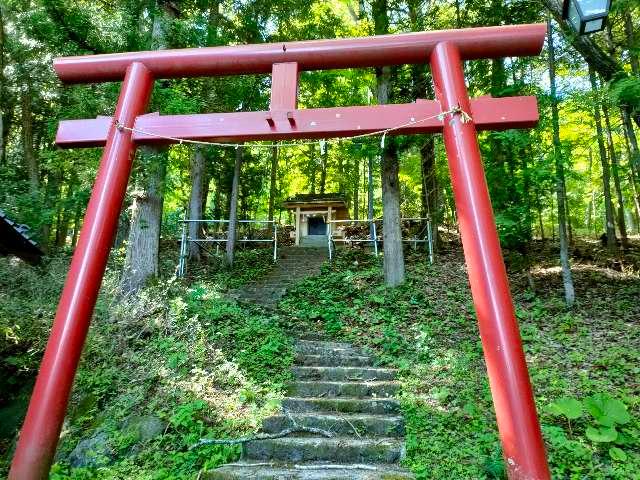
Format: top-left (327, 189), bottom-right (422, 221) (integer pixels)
top-left (114, 105), bottom-right (473, 150)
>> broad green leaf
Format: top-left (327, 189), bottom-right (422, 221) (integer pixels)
top-left (586, 426), bottom-right (618, 443)
top-left (584, 394), bottom-right (631, 426)
top-left (609, 447), bottom-right (627, 462)
top-left (547, 397), bottom-right (583, 420)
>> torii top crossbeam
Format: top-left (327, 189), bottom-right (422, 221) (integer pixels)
top-left (11, 24), bottom-right (552, 480)
top-left (54, 24), bottom-right (545, 82)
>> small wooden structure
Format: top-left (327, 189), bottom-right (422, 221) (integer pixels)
top-left (0, 209), bottom-right (43, 264)
top-left (282, 194), bottom-right (350, 246)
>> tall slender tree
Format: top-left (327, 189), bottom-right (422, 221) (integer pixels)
top-left (121, 1), bottom-right (177, 293)
top-left (548, 18), bottom-right (575, 306)
top-left (188, 147), bottom-right (206, 260)
top-left (589, 66), bottom-right (617, 250)
top-left (268, 145), bottom-right (278, 221)
top-left (373, 0), bottom-right (405, 287)
top-left (602, 102), bottom-right (629, 246)
top-left (226, 146), bottom-right (243, 268)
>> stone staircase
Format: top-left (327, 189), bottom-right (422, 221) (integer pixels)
top-left (228, 247), bottom-right (327, 308)
top-left (300, 235), bottom-right (328, 248)
top-left (206, 338), bottom-right (414, 479)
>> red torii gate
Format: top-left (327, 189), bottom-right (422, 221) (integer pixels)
top-left (10, 24), bottom-right (551, 480)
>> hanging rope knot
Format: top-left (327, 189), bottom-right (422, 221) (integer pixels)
top-left (440, 105), bottom-right (473, 124)
top-left (115, 120), bottom-right (125, 131)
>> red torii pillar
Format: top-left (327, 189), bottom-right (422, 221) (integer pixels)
top-left (10, 24), bottom-right (551, 480)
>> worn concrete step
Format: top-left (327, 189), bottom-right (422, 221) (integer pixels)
top-left (295, 341), bottom-right (366, 356)
top-left (243, 437), bottom-right (404, 464)
top-left (297, 333), bottom-right (332, 341)
top-left (205, 462), bottom-right (415, 479)
top-left (295, 353), bottom-right (374, 367)
top-left (283, 397), bottom-right (401, 415)
top-left (288, 381), bottom-right (399, 398)
top-left (262, 413), bottom-right (405, 438)
top-left (297, 339), bottom-right (353, 349)
top-left (292, 366), bottom-right (397, 382)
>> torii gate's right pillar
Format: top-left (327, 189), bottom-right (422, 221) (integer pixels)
top-left (431, 41), bottom-right (550, 480)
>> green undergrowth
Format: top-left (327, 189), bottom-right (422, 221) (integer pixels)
top-left (0, 249), bottom-right (293, 479)
top-left (279, 247), bottom-right (640, 479)
top-left (2, 243), bottom-right (640, 479)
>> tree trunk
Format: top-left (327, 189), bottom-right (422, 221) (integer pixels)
top-left (188, 146), bottom-right (205, 260)
top-left (213, 183), bottom-right (222, 219)
top-left (589, 66), bottom-right (617, 250)
top-left (21, 83), bottom-right (38, 192)
top-left (120, 1), bottom-right (176, 293)
top-left (308, 145), bottom-right (317, 194)
top-left (0, 4), bottom-right (6, 166)
top-left (56, 177), bottom-right (76, 248)
top-left (120, 150), bottom-right (166, 293)
top-left (71, 203), bottom-right (82, 249)
top-left (602, 102), bottom-right (629, 247)
top-left (40, 167), bottom-right (62, 252)
top-left (420, 136), bottom-right (438, 244)
top-left (268, 145), bottom-right (278, 221)
top-left (586, 149), bottom-right (595, 236)
top-left (548, 18), bottom-right (575, 307)
top-left (320, 144), bottom-right (328, 195)
top-left (624, 10), bottom-right (639, 75)
top-left (225, 146), bottom-right (243, 268)
top-left (622, 108), bottom-right (640, 176)
top-left (381, 138), bottom-right (405, 286)
top-left (565, 187), bottom-right (573, 245)
top-left (353, 159), bottom-right (360, 219)
top-left (368, 155), bottom-right (375, 242)
top-left (207, 0), bottom-right (221, 46)
top-left (374, 0), bottom-right (404, 287)
top-left (535, 190), bottom-right (545, 240)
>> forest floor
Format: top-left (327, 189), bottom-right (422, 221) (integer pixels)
top-left (0, 237), bottom-right (639, 479)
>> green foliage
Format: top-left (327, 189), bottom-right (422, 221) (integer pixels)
top-left (279, 249), bottom-right (640, 479)
top-left (585, 393), bottom-right (631, 427)
top-left (609, 76), bottom-right (640, 116)
top-left (0, 249), bottom-right (292, 478)
top-left (548, 397), bottom-right (583, 420)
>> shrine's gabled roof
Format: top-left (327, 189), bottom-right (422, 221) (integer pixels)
top-left (282, 193), bottom-right (348, 209)
top-left (0, 209), bottom-right (43, 265)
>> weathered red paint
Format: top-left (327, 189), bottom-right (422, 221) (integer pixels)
top-left (55, 95), bottom-right (539, 147)
top-left (12, 24), bottom-right (551, 480)
top-left (430, 41), bottom-right (551, 480)
top-left (270, 62), bottom-right (299, 112)
top-left (53, 24), bottom-right (546, 83)
top-left (8, 62), bottom-right (154, 480)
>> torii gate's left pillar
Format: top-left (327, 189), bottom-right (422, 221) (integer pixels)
top-left (9, 62), bottom-right (154, 480)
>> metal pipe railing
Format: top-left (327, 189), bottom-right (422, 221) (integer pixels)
top-left (327, 217), bottom-right (434, 263)
top-left (177, 219), bottom-right (277, 276)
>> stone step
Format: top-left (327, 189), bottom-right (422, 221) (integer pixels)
top-left (282, 397), bottom-right (401, 415)
top-left (205, 462), bottom-right (415, 479)
top-left (294, 341), bottom-right (366, 356)
top-left (295, 353), bottom-right (374, 367)
top-left (296, 339), bottom-right (353, 349)
top-left (297, 333), bottom-right (332, 341)
top-left (262, 413), bottom-right (405, 438)
top-left (243, 437), bottom-right (405, 464)
top-left (292, 366), bottom-right (397, 382)
top-left (288, 381), bottom-right (399, 399)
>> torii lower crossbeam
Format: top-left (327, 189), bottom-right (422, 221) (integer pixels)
top-left (56, 96), bottom-right (538, 147)
top-left (10, 24), bottom-right (551, 480)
